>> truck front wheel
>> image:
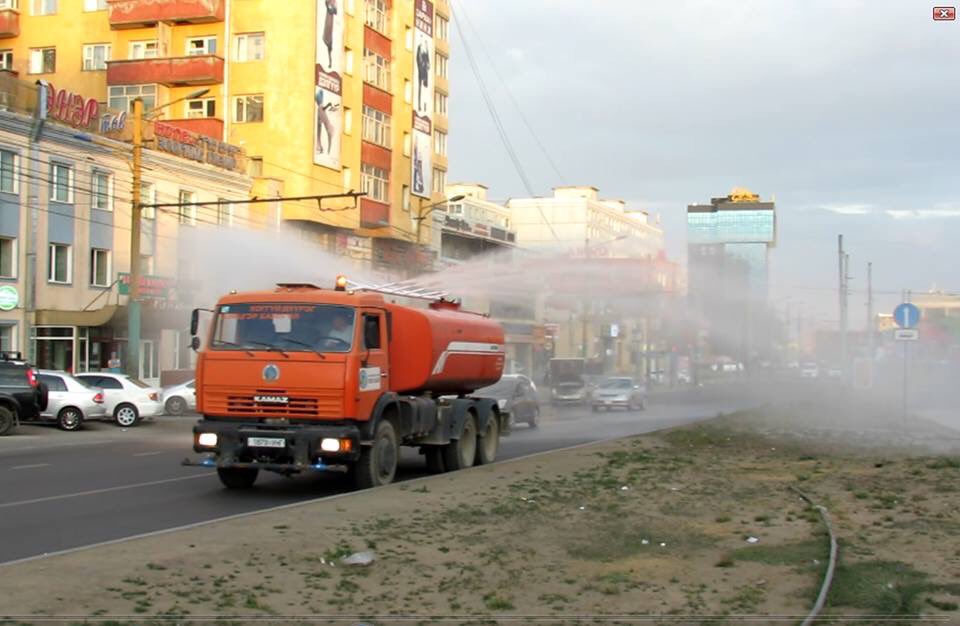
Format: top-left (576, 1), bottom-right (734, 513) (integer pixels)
top-left (355, 420), bottom-right (399, 489)
top-left (443, 414), bottom-right (477, 471)
top-left (217, 467), bottom-right (259, 489)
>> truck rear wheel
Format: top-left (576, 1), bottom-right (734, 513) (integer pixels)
top-left (217, 467), bottom-right (259, 489)
top-left (355, 420), bottom-right (399, 489)
top-left (443, 414), bottom-right (477, 471)
top-left (475, 412), bottom-right (499, 466)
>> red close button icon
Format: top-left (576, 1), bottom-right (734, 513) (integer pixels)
top-left (933, 6), bottom-right (956, 20)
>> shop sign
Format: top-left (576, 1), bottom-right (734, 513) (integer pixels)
top-left (0, 285), bottom-right (18, 311)
top-left (38, 81), bottom-right (127, 135)
top-left (154, 122), bottom-right (243, 172)
top-left (117, 273), bottom-right (175, 300)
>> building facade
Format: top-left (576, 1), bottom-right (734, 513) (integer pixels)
top-left (0, 73), bottom-right (251, 383)
top-left (1, 0), bottom-right (450, 276)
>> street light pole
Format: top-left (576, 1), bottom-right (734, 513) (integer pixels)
top-left (414, 194), bottom-right (465, 243)
top-left (127, 97), bottom-right (144, 378)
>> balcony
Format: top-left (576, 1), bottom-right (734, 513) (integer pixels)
top-left (107, 0), bottom-right (224, 29)
top-left (160, 117), bottom-right (223, 140)
top-left (107, 55), bottom-right (224, 87)
top-left (0, 9), bottom-right (19, 39)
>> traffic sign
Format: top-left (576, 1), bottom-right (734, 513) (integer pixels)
top-left (893, 303), bottom-right (921, 329)
top-left (894, 329), bottom-right (919, 341)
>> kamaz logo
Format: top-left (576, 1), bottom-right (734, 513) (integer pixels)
top-left (254, 395), bottom-right (289, 404)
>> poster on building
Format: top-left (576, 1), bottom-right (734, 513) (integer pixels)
top-left (411, 0), bottom-right (434, 198)
top-left (314, 0), bottom-right (344, 169)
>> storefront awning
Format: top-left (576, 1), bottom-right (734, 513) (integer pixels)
top-left (35, 306), bottom-right (120, 327)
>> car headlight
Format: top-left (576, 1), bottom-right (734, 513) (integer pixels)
top-left (197, 432), bottom-right (218, 447)
top-left (497, 399), bottom-right (507, 409)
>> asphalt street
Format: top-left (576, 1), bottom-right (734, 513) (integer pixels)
top-left (0, 384), bottom-right (754, 565)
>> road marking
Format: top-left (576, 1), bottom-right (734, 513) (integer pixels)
top-left (9, 463), bottom-right (50, 470)
top-left (132, 451), bottom-right (164, 457)
top-left (0, 474), bottom-right (209, 510)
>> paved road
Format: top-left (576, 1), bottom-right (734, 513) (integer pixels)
top-left (0, 384), bottom-right (753, 565)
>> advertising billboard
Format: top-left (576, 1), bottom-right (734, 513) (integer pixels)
top-left (315, 0), bottom-right (344, 169)
top-left (411, 0), bottom-right (434, 197)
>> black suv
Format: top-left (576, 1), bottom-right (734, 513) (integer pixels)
top-left (0, 352), bottom-right (49, 436)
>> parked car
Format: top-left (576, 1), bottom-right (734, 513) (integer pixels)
top-left (0, 353), bottom-right (48, 436)
top-left (474, 374), bottom-right (540, 428)
top-left (800, 363), bottom-right (820, 378)
top-left (161, 379), bottom-right (196, 416)
top-left (591, 377), bottom-right (646, 411)
top-left (74, 373), bottom-right (163, 427)
top-left (37, 370), bottom-right (107, 431)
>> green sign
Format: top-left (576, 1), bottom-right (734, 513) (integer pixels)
top-left (0, 285), bottom-right (19, 311)
top-left (117, 273), bottom-right (174, 300)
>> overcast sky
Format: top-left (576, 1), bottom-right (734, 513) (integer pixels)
top-left (446, 0), bottom-right (960, 326)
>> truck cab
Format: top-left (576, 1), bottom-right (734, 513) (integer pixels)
top-left (187, 281), bottom-right (507, 490)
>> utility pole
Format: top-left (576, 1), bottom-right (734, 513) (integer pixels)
top-left (866, 262), bottom-right (874, 362)
top-left (838, 235), bottom-right (848, 375)
top-left (127, 97), bottom-right (144, 379)
top-left (581, 233), bottom-right (589, 359)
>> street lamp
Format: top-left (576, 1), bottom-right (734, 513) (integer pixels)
top-left (413, 194), bottom-right (465, 243)
top-left (126, 87), bottom-right (211, 378)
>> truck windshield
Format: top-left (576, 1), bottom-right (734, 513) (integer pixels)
top-left (210, 303), bottom-right (355, 353)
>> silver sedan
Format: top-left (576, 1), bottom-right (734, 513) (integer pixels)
top-left (37, 371), bottom-right (108, 431)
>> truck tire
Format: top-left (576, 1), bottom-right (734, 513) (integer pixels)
top-left (57, 407), bottom-right (83, 431)
top-left (217, 467), bottom-right (259, 489)
top-left (355, 420), bottom-right (399, 489)
top-left (443, 414), bottom-right (477, 471)
top-left (475, 412), bottom-right (499, 466)
top-left (0, 405), bottom-right (14, 436)
top-left (425, 447), bottom-right (445, 474)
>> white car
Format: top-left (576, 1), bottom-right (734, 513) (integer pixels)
top-left (37, 370), bottom-right (107, 431)
top-left (161, 380), bottom-right (196, 415)
top-left (74, 373), bottom-right (163, 427)
top-left (800, 363), bottom-right (820, 378)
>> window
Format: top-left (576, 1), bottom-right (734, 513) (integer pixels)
top-left (363, 314), bottom-right (382, 349)
top-left (435, 14), bottom-right (449, 41)
top-left (434, 129), bottom-right (447, 156)
top-left (39, 374), bottom-right (67, 392)
top-left (343, 106), bottom-right (352, 133)
top-left (186, 98), bottom-right (216, 118)
top-left (361, 105), bottom-right (391, 148)
top-left (91, 170), bottom-right (111, 210)
top-left (129, 40), bottom-right (158, 59)
top-left (0, 149), bottom-right (16, 194)
top-left (216, 199), bottom-right (233, 226)
top-left (83, 0), bottom-right (107, 10)
top-left (49, 162), bottom-right (72, 203)
top-left (435, 53), bottom-right (448, 79)
top-left (233, 95), bottom-right (263, 123)
top-left (82, 44), bottom-right (111, 71)
top-left (432, 167), bottom-right (446, 194)
top-left (0, 324), bottom-right (14, 353)
top-left (360, 163), bottom-right (388, 203)
top-left (139, 255), bottom-right (153, 276)
top-left (108, 84), bottom-right (156, 113)
top-left (90, 248), bottom-right (110, 287)
top-left (30, 0), bottom-right (56, 15)
top-left (0, 50), bottom-right (12, 72)
top-left (140, 182), bottom-right (156, 219)
top-left (345, 48), bottom-right (354, 75)
top-left (186, 36), bottom-right (217, 56)
top-left (235, 32), bottom-right (264, 62)
top-left (0, 1), bottom-right (18, 10)
top-left (403, 132), bottom-right (411, 156)
top-left (0, 237), bottom-right (15, 278)
top-left (342, 166), bottom-right (352, 189)
top-left (28, 48), bottom-right (56, 74)
top-left (434, 91), bottom-right (448, 115)
top-left (364, 0), bottom-right (388, 35)
top-left (178, 190), bottom-right (197, 225)
top-left (249, 157), bottom-right (263, 177)
top-left (402, 185), bottom-right (410, 211)
top-left (48, 243), bottom-right (71, 284)
top-left (363, 49), bottom-right (390, 91)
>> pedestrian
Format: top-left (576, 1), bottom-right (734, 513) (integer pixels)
top-left (108, 352), bottom-right (121, 373)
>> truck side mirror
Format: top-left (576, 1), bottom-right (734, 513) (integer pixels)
top-left (191, 336), bottom-right (201, 351)
top-left (190, 308), bottom-right (199, 336)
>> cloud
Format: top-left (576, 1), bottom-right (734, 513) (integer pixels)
top-left (886, 208), bottom-right (960, 220)
top-left (817, 204), bottom-right (875, 215)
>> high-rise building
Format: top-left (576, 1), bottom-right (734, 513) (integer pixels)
top-left (687, 187), bottom-right (777, 364)
top-left (2, 0), bottom-right (450, 272)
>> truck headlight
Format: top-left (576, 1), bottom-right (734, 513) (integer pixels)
top-left (321, 438), bottom-right (353, 453)
top-left (197, 432), bottom-right (218, 447)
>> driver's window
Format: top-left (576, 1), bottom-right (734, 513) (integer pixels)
top-left (363, 314), bottom-right (381, 350)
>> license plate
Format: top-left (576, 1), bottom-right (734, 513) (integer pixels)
top-left (247, 437), bottom-right (285, 448)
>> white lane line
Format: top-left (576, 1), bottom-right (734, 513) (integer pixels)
top-left (132, 451), bottom-right (164, 457)
top-left (10, 463), bottom-right (51, 470)
top-left (0, 474), bottom-right (210, 510)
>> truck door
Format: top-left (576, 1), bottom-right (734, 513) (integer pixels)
top-left (356, 311), bottom-right (389, 421)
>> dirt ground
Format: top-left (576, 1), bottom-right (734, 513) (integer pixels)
top-left (2, 407), bottom-right (959, 626)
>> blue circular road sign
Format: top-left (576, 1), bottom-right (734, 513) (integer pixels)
top-left (893, 302), bottom-right (921, 329)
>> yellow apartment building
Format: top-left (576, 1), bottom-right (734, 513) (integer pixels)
top-left (0, 0), bottom-right (450, 276)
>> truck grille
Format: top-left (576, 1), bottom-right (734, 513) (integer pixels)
top-left (205, 389), bottom-right (341, 418)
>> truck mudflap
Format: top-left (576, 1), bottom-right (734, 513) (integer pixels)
top-left (182, 419), bottom-right (362, 475)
